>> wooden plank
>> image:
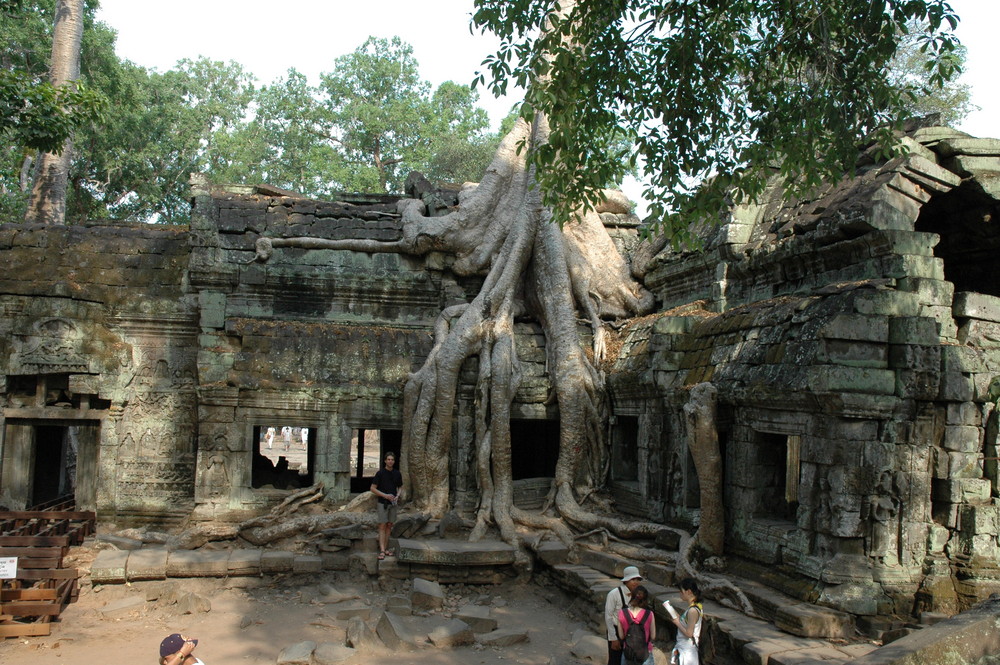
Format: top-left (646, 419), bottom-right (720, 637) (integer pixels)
top-left (11, 558), bottom-right (62, 569)
top-left (3, 602), bottom-right (61, 616)
top-left (0, 623), bottom-right (50, 638)
top-left (0, 536), bottom-right (71, 547)
top-left (0, 511), bottom-right (96, 521)
top-left (0, 547), bottom-right (65, 558)
top-left (15, 568), bottom-right (78, 580)
top-left (1, 589), bottom-right (57, 601)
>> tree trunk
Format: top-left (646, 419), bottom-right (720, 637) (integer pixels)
top-left (684, 382), bottom-right (725, 556)
top-left (24, 0), bottom-right (84, 225)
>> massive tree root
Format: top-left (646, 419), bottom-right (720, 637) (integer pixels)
top-left (254, 112), bottom-right (658, 561)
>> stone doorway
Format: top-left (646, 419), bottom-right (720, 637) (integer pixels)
top-left (510, 418), bottom-right (560, 480)
top-left (1, 420), bottom-right (99, 510)
top-left (349, 428), bottom-right (402, 493)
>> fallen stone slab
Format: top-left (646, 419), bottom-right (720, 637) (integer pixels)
top-left (397, 537), bottom-right (516, 565)
top-left (346, 615), bottom-right (384, 653)
top-left (227, 549), bottom-right (261, 576)
top-left (455, 604), bottom-right (497, 632)
top-left (770, 646), bottom-right (851, 665)
top-left (774, 603), bottom-right (854, 639)
top-left (478, 628), bottom-right (529, 647)
top-left (349, 552), bottom-right (378, 576)
top-left (176, 591), bottom-right (211, 614)
top-left (260, 550), bottom-right (294, 573)
top-left (385, 594), bottom-right (412, 616)
top-left (292, 555), bottom-right (322, 573)
top-left (376, 611), bottom-right (421, 650)
top-left (99, 596), bottom-right (145, 617)
top-left (411, 577), bottom-right (445, 610)
top-left (97, 533), bottom-right (144, 550)
top-left (276, 640), bottom-right (316, 665)
top-left (848, 596), bottom-right (1000, 665)
top-left (428, 618), bottom-right (474, 647)
top-left (570, 629), bottom-right (607, 664)
top-left (166, 550), bottom-right (230, 577)
top-left (320, 551), bottom-right (350, 571)
top-left (313, 643), bottom-right (354, 664)
top-left (126, 548), bottom-right (168, 581)
top-left (91, 549), bottom-right (129, 584)
top-left (535, 539), bottom-right (569, 566)
top-left (332, 601), bottom-right (372, 621)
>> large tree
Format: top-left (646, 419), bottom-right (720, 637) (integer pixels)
top-left (255, 0), bottom-right (962, 571)
top-left (23, 0), bottom-right (85, 224)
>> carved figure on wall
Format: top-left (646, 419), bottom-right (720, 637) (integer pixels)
top-left (203, 453), bottom-right (229, 497)
top-left (868, 470), bottom-right (904, 565)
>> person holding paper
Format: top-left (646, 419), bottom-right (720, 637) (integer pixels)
top-left (664, 578), bottom-right (703, 665)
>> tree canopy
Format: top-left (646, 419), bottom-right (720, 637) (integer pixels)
top-left (472, 0), bottom-right (963, 240)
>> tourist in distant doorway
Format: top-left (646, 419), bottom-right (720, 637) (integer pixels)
top-left (371, 451), bottom-right (402, 560)
top-left (617, 584), bottom-right (655, 665)
top-left (300, 427), bottom-right (308, 447)
top-left (159, 633), bottom-right (204, 665)
top-left (281, 425), bottom-right (292, 451)
top-left (665, 578), bottom-right (703, 665)
top-left (605, 565), bottom-right (643, 665)
top-left (264, 427), bottom-right (275, 450)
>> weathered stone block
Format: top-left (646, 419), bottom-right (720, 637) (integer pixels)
top-left (411, 577), bottom-right (445, 610)
top-left (774, 603), bottom-right (854, 638)
top-left (427, 618), bottom-right (475, 647)
top-left (817, 314), bottom-right (888, 343)
top-left (333, 601), bottom-right (372, 621)
top-left (896, 369), bottom-right (940, 400)
top-left (947, 401), bottom-right (982, 426)
top-left (124, 548), bottom-right (168, 581)
top-left (312, 643), bottom-right (354, 665)
top-left (228, 549), bottom-right (261, 576)
top-left (176, 591), bottom-right (211, 614)
top-left (957, 319), bottom-right (1000, 348)
top-left (807, 366), bottom-right (896, 395)
top-left (455, 604), bottom-right (497, 633)
top-left (961, 505), bottom-right (999, 536)
top-left (166, 550), bottom-right (230, 577)
top-left (478, 628), bottom-right (530, 647)
top-left (397, 538), bottom-right (516, 565)
top-left (954, 292), bottom-right (1000, 323)
top-left (889, 317), bottom-right (940, 346)
top-left (91, 550), bottom-right (129, 584)
top-left (934, 478), bottom-right (990, 504)
top-left (375, 611), bottom-right (418, 650)
top-left (943, 425), bottom-right (982, 453)
top-left (260, 550), bottom-right (294, 573)
top-left (292, 555), bottom-right (322, 573)
top-left (819, 339), bottom-right (887, 368)
top-left (939, 372), bottom-right (975, 402)
top-left (276, 641), bottom-right (316, 665)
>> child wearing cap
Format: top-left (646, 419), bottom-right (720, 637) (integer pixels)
top-left (159, 633), bottom-right (203, 665)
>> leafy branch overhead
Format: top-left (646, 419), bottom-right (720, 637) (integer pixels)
top-left (472, 0), bottom-right (962, 240)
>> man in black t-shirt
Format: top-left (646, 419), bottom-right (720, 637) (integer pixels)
top-left (371, 452), bottom-right (403, 559)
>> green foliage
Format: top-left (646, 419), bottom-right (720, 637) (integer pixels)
top-left (472, 0), bottom-right (962, 242)
top-left (890, 19), bottom-right (973, 125)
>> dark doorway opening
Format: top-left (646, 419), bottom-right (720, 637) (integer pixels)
top-left (611, 416), bottom-right (639, 482)
top-left (510, 419), bottom-right (560, 480)
top-left (32, 425), bottom-right (73, 507)
top-left (251, 425), bottom-right (315, 490)
top-left (350, 428), bottom-right (402, 493)
top-left (755, 432), bottom-right (800, 521)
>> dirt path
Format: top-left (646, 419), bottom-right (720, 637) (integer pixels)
top-left (0, 564), bottom-right (597, 665)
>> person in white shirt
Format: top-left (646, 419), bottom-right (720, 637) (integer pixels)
top-left (604, 565), bottom-right (643, 665)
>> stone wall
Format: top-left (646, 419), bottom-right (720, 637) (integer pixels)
top-left (607, 127), bottom-right (1000, 615)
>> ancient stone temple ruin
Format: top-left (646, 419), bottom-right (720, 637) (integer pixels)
top-left (2, 125), bottom-right (999, 622)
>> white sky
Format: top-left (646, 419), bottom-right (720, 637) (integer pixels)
top-left (95, 0), bottom-right (998, 209)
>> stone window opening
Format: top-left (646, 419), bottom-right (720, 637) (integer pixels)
top-left (349, 428), bottom-right (402, 493)
top-left (251, 425), bottom-right (315, 490)
top-left (611, 415), bottom-right (640, 484)
top-left (755, 431), bottom-right (801, 521)
top-left (914, 184), bottom-right (1000, 297)
top-left (510, 418), bottom-right (560, 481)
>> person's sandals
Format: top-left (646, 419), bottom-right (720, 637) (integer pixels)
top-left (385, 549), bottom-right (395, 557)
top-left (378, 551), bottom-right (386, 560)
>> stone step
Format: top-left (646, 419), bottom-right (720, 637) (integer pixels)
top-left (545, 560), bottom-right (876, 665)
top-left (396, 538), bottom-right (516, 565)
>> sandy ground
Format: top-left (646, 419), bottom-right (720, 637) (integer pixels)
top-left (0, 550), bottom-right (601, 665)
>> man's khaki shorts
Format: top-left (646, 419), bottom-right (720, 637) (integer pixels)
top-left (377, 503), bottom-right (397, 524)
